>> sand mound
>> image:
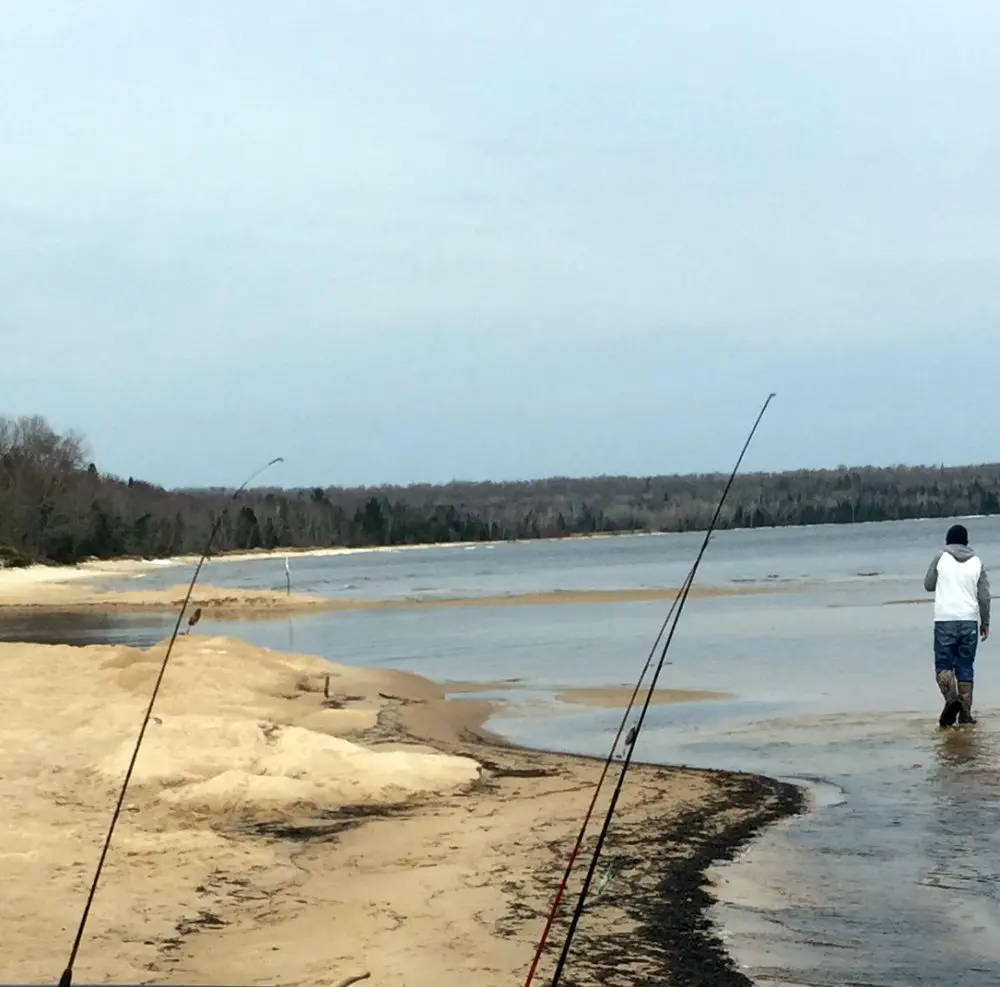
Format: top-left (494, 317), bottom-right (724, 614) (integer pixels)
top-left (94, 714), bottom-right (480, 811)
top-left (3, 634), bottom-right (483, 816)
top-left (0, 634), bottom-right (492, 983)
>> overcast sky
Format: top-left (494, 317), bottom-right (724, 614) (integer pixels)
top-left (3, 2), bottom-right (999, 489)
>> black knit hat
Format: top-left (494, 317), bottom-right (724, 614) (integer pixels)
top-left (946, 524), bottom-right (968, 546)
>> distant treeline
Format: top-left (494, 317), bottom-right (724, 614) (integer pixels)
top-left (2, 414), bottom-right (999, 567)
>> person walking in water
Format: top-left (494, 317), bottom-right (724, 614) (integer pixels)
top-left (924, 524), bottom-right (990, 727)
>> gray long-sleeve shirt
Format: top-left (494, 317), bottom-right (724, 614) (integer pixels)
top-left (924, 543), bottom-right (991, 629)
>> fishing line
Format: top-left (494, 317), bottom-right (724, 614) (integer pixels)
top-left (546, 392), bottom-right (776, 987)
top-left (521, 560), bottom-right (697, 987)
top-left (58, 455), bottom-right (284, 987)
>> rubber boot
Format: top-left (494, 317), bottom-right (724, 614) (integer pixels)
top-left (958, 681), bottom-right (977, 725)
top-left (937, 670), bottom-right (962, 727)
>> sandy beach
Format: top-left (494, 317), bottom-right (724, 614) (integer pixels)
top-left (1, 629), bottom-right (803, 987)
top-left (0, 532), bottom-right (670, 592)
top-left (8, 530), bottom-right (673, 573)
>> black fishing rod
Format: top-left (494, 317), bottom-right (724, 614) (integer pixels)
top-left (521, 559), bottom-right (698, 987)
top-left (58, 455), bottom-right (284, 987)
top-left (547, 392), bottom-right (776, 987)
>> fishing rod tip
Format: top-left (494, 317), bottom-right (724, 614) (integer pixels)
top-left (269, 456), bottom-right (285, 466)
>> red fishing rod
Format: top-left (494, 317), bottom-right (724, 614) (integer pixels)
top-left (520, 561), bottom-right (697, 987)
top-left (546, 392), bottom-right (775, 986)
top-left (527, 392), bottom-right (776, 987)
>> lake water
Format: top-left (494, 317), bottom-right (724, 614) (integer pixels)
top-left (5, 517), bottom-right (1000, 985)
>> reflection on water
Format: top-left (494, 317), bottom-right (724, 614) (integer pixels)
top-left (702, 715), bottom-right (1000, 986)
top-left (925, 728), bottom-right (1000, 899)
top-left (0, 609), bottom-right (174, 647)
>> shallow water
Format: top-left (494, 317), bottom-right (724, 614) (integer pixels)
top-left (7, 517), bottom-right (1000, 984)
top-left (706, 716), bottom-right (1000, 986)
top-left (90, 515), bottom-right (990, 602)
top-left (0, 607), bottom-right (175, 647)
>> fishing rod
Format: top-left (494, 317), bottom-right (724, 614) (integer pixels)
top-left (521, 559), bottom-right (698, 987)
top-left (546, 392), bottom-right (776, 987)
top-left (58, 455), bottom-right (284, 987)
top-left (526, 393), bottom-right (777, 985)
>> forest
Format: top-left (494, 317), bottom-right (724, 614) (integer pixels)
top-left (2, 413), bottom-right (1000, 566)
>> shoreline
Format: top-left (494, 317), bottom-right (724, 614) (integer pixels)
top-left (439, 726), bottom-right (807, 987)
top-left (2, 509), bottom-right (992, 580)
top-left (0, 632), bottom-right (806, 986)
top-left (0, 530), bottom-right (667, 582)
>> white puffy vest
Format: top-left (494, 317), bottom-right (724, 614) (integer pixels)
top-left (934, 552), bottom-right (983, 623)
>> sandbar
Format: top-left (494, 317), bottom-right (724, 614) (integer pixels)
top-left (555, 685), bottom-right (734, 707)
top-left (0, 568), bottom-right (780, 620)
top-left (0, 577), bottom-right (340, 618)
top-left (443, 680), bottom-right (734, 708)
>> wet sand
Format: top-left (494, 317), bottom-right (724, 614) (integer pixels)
top-left (1, 634), bottom-right (802, 986)
top-left (554, 686), bottom-right (734, 707)
top-left (444, 680), bottom-right (733, 707)
top-left (0, 580), bottom-right (344, 618)
top-left (391, 586), bottom-right (778, 608)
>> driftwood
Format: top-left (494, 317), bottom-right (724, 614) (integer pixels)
top-left (332, 974), bottom-right (371, 987)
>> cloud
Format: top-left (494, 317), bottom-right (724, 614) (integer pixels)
top-left (2, 1), bottom-right (999, 484)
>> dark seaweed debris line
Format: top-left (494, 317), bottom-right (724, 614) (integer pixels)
top-left (550, 772), bottom-right (806, 987)
top-left (543, 392), bottom-right (777, 987)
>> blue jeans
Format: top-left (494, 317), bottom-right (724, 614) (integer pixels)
top-left (934, 620), bottom-right (978, 683)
